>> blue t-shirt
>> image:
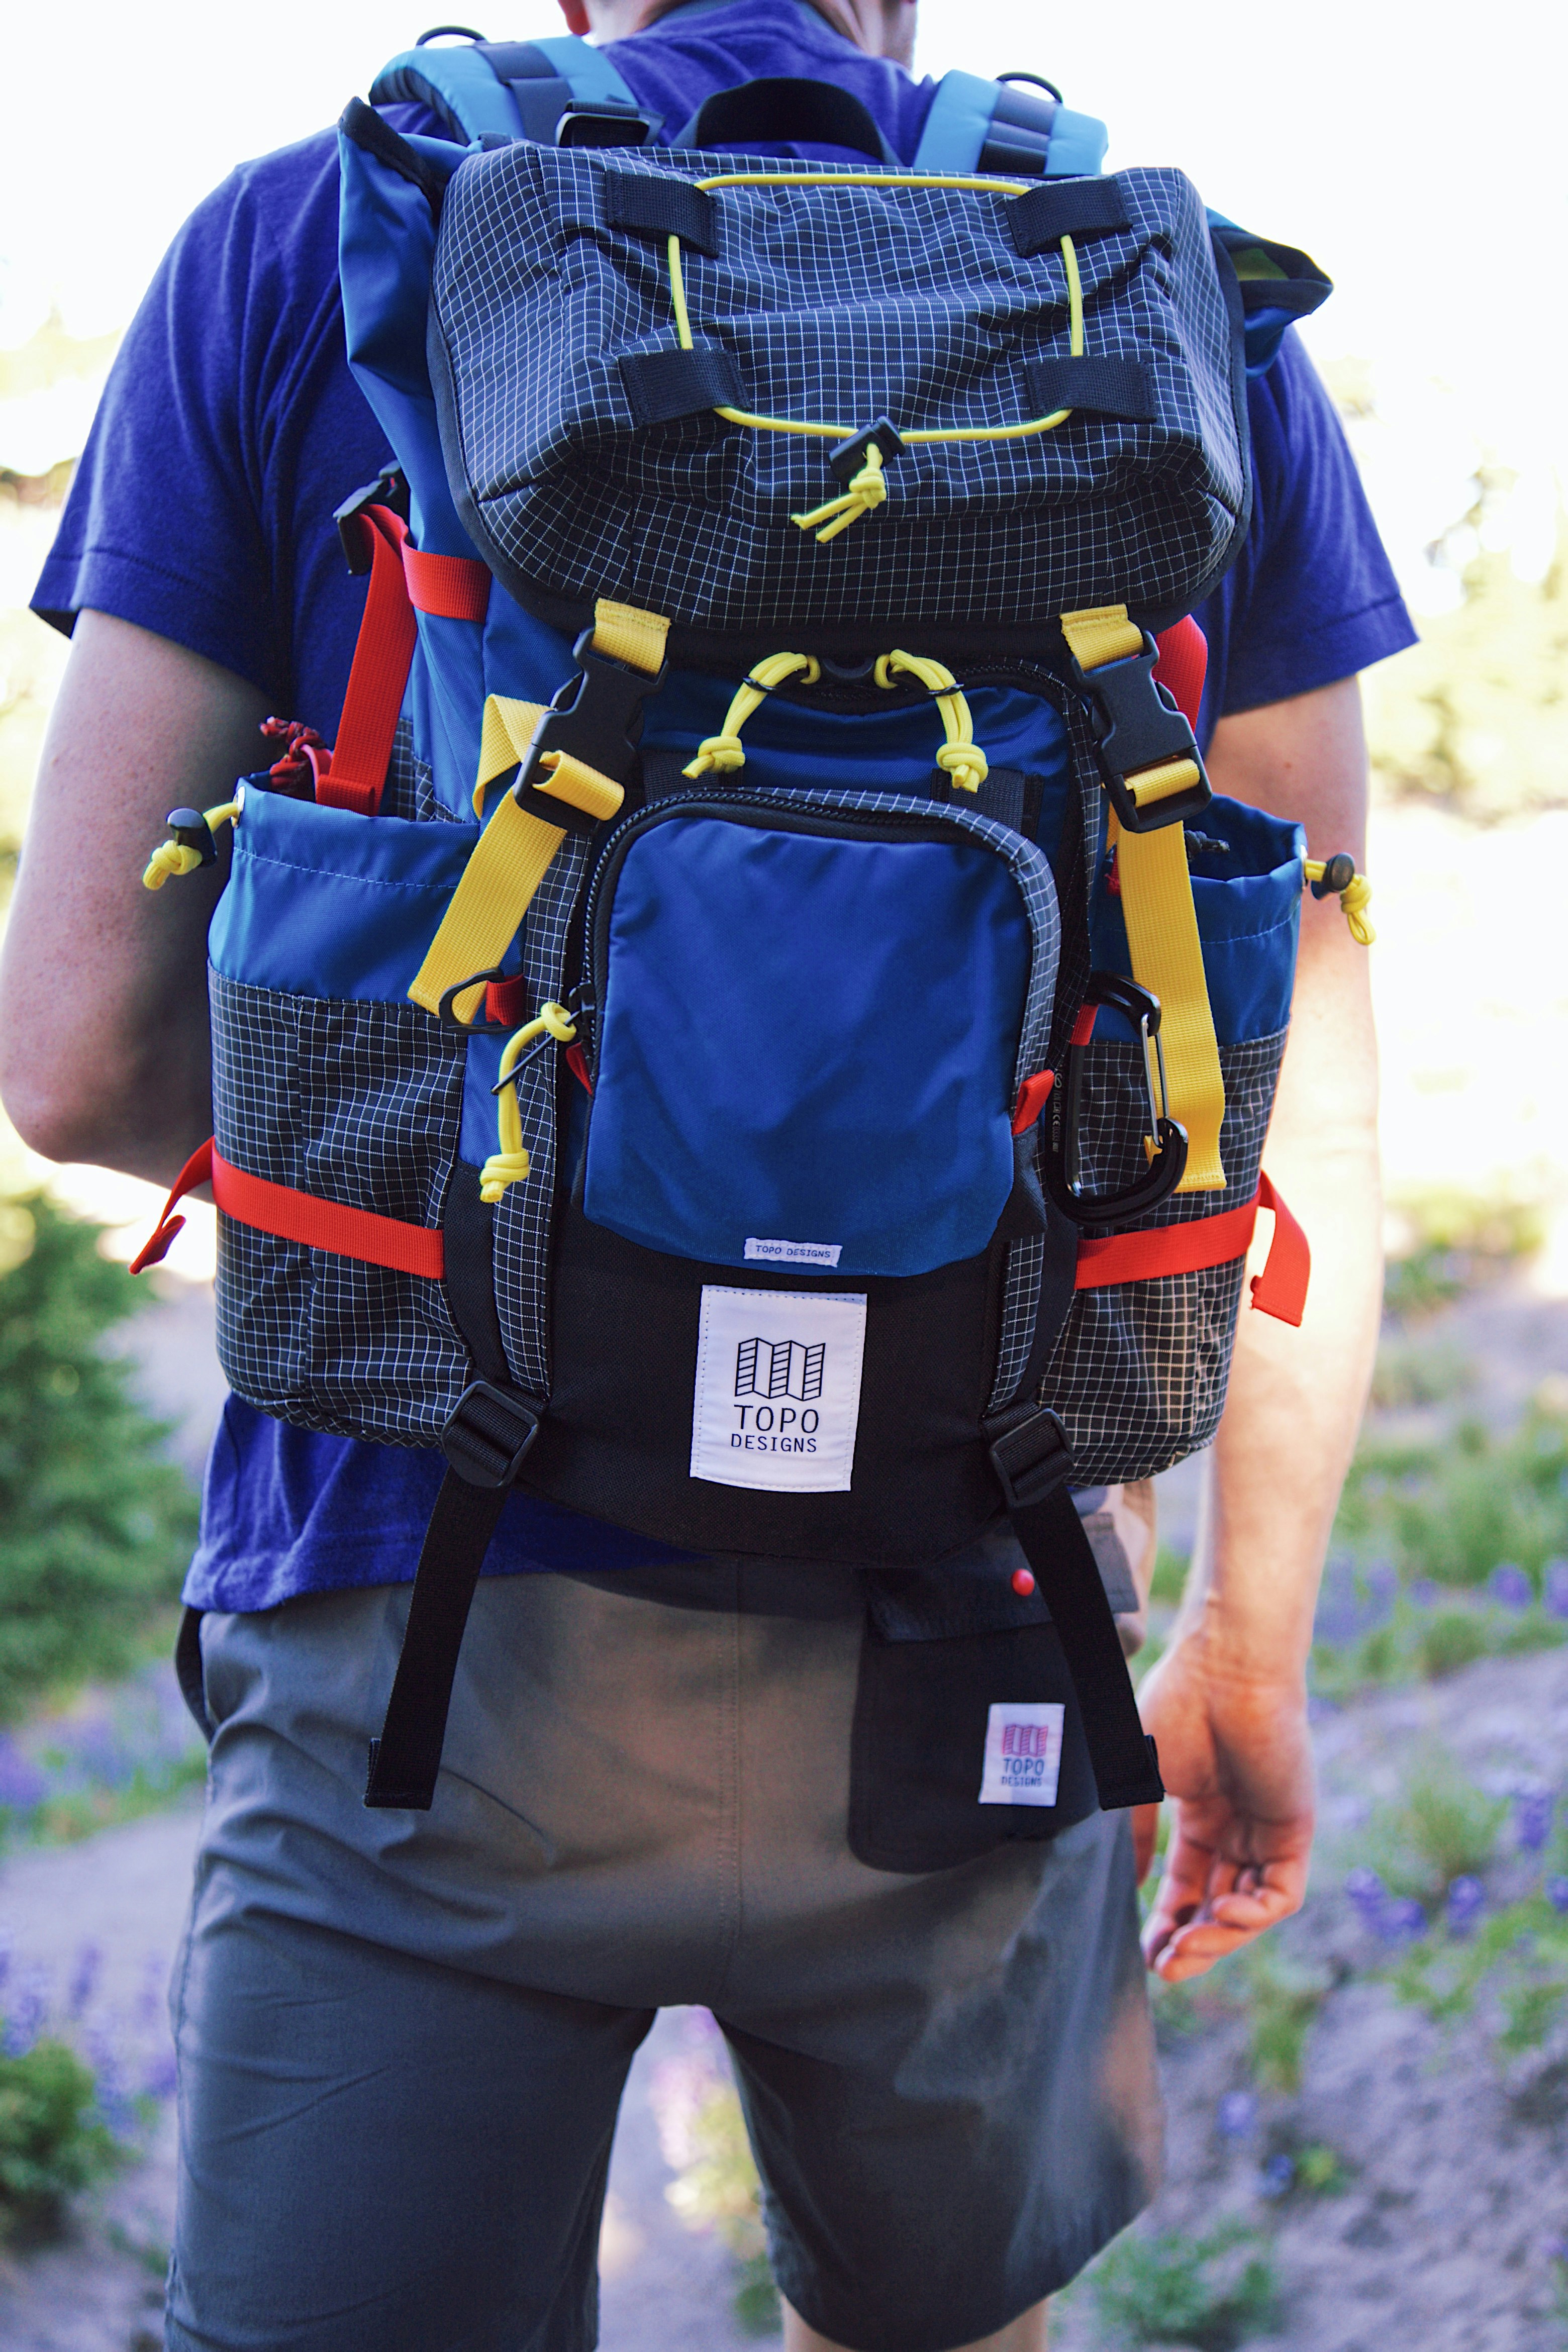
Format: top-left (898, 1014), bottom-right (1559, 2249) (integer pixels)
top-left (34, 0), bottom-right (1415, 1613)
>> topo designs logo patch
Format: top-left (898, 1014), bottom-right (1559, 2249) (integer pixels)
top-left (978, 1704), bottom-right (1065, 1807)
top-left (690, 1287), bottom-right (866, 1493)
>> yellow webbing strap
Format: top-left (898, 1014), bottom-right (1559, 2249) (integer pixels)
top-left (1060, 606), bottom-right (1227, 1192)
top-left (408, 603), bottom-right (667, 1022)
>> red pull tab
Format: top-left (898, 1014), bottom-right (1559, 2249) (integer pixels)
top-left (130, 1138), bottom-right (214, 1274)
top-left (1249, 1171), bottom-right (1311, 1326)
top-left (484, 973), bottom-right (529, 1028)
top-left (1153, 614), bottom-right (1209, 730)
top-left (565, 1042), bottom-right (595, 1096)
top-left (1011, 1069), bottom-right (1054, 1135)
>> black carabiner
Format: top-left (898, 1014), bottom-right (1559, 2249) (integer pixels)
top-left (436, 966), bottom-right (525, 1035)
top-left (1042, 971), bottom-right (1189, 1228)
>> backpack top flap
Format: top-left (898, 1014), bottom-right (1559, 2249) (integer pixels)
top-left (428, 146), bottom-right (1248, 656)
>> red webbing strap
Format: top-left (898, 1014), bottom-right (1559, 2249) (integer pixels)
top-left (129, 1138), bottom-right (214, 1273)
top-left (131, 1138), bottom-right (444, 1281)
top-left (310, 506), bottom-right (419, 816)
top-left (1248, 1170), bottom-right (1310, 1326)
top-left (402, 542), bottom-right (491, 621)
top-left (1073, 1173), bottom-right (1310, 1326)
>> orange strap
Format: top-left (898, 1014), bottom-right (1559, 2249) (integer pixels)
top-left (1074, 1171), bottom-right (1309, 1326)
top-left (402, 540), bottom-right (491, 622)
top-left (131, 1139), bottom-right (444, 1283)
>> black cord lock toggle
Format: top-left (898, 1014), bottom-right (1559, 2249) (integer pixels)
top-left (828, 417), bottom-right (906, 484)
top-left (163, 808), bottom-right (219, 867)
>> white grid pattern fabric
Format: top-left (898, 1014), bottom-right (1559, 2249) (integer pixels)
top-left (210, 969), bottom-right (471, 1441)
top-left (1036, 1029), bottom-right (1288, 1483)
top-left (432, 150), bottom-right (1245, 632)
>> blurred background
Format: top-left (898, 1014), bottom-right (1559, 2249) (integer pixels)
top-left (2, 6), bottom-right (1566, 2349)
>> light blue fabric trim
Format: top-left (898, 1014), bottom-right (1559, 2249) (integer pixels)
top-left (1043, 107), bottom-right (1108, 177)
top-left (372, 47), bottom-right (521, 144)
top-left (209, 790), bottom-right (479, 1004)
top-left (525, 33), bottom-right (639, 108)
top-left (909, 70), bottom-right (998, 173)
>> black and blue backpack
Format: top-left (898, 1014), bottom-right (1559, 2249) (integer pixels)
top-left (137, 32), bottom-right (1368, 1851)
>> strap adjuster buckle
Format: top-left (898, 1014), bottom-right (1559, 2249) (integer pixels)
top-left (517, 626), bottom-right (668, 802)
top-left (334, 467), bottom-right (410, 574)
top-left (1068, 633), bottom-right (1213, 834)
top-left (441, 1382), bottom-right (541, 1490)
top-left (987, 1405), bottom-right (1075, 1513)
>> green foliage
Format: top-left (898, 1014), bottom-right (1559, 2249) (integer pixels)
top-left (0, 1194), bottom-right (198, 1720)
top-left (1238, 1948), bottom-right (1332, 2095)
top-left (1090, 2220), bottom-right (1278, 2351)
top-left (1394, 1889), bottom-right (1568, 2045)
top-left (1293, 2142), bottom-right (1352, 2197)
top-left (1335, 1410), bottom-right (1568, 1591)
top-left (1369, 1334), bottom-right (1473, 1412)
top-left (661, 2071), bottom-right (777, 2334)
top-left (1365, 1755), bottom-right (1505, 1902)
top-left (0, 2035), bottom-right (121, 2241)
top-left (1415, 1610), bottom-right (1492, 1679)
top-left (1149, 1545), bottom-right (1188, 1604)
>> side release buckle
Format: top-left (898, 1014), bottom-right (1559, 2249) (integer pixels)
top-left (988, 1405), bottom-right (1075, 1513)
top-left (334, 467), bottom-right (410, 573)
top-left (1068, 632), bottom-right (1213, 834)
top-left (515, 625), bottom-right (667, 816)
top-left (440, 1382), bottom-right (540, 1490)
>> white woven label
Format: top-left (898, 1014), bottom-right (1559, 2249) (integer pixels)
top-left (691, 1286), bottom-right (865, 1493)
top-left (978, 1704), bottom-right (1065, 1807)
top-left (743, 1237), bottom-right (842, 1267)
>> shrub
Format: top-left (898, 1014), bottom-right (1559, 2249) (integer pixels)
top-left (1334, 1412), bottom-right (1568, 1592)
top-left (1239, 1949), bottom-right (1331, 2095)
top-left (0, 1194), bottom-right (198, 1720)
top-left (0, 2034), bottom-right (121, 2241)
top-left (1416, 1610), bottom-right (1491, 1678)
top-left (1365, 1756), bottom-right (1506, 1904)
top-left (1091, 2220), bottom-right (1278, 2350)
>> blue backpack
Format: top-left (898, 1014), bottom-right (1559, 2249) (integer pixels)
top-left (139, 33), bottom-right (1362, 1836)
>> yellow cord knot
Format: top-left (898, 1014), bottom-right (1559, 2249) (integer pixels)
top-left (142, 842), bottom-right (206, 891)
top-left (141, 799), bottom-right (242, 891)
top-left (479, 1001), bottom-right (578, 1204)
top-left (936, 742), bottom-right (990, 795)
top-left (792, 442), bottom-right (887, 545)
top-left (875, 650), bottom-right (991, 797)
top-left (681, 653), bottom-right (821, 779)
top-left (1304, 856), bottom-right (1376, 946)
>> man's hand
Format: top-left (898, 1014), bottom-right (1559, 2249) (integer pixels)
top-left (1132, 1639), bottom-right (1314, 1981)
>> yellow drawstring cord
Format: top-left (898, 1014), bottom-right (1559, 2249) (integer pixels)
top-left (142, 800), bottom-right (243, 891)
top-left (682, 652), bottom-right (822, 778)
top-left (874, 652), bottom-right (990, 794)
top-left (479, 1001), bottom-right (578, 1204)
top-left (792, 442), bottom-right (887, 545)
top-left (1303, 857), bottom-right (1376, 945)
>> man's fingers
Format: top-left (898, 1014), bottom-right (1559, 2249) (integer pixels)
top-left (1132, 1802), bottom-right (1162, 1885)
top-left (1141, 1860), bottom-right (1306, 1978)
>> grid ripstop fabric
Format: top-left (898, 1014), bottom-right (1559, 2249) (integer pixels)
top-left (431, 149), bottom-right (1246, 634)
top-left (1035, 1029), bottom-right (1288, 1483)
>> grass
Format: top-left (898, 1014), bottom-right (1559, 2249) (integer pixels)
top-left (1089, 2220), bottom-right (1278, 2350)
top-left (1237, 1947), bottom-right (1332, 2096)
top-left (1334, 1411), bottom-right (1568, 1593)
top-left (1362, 1753), bottom-right (1506, 1903)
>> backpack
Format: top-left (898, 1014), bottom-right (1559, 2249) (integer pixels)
top-left (137, 32), bottom-right (1365, 1832)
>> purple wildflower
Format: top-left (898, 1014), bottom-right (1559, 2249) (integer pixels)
top-left (4, 1972), bottom-right (49, 2057)
top-left (1545, 1560), bottom-right (1568, 1622)
top-left (0, 1736), bottom-right (47, 1813)
top-left (68, 1941), bottom-right (102, 2020)
top-left (1545, 1877), bottom-right (1568, 1915)
top-left (1345, 1867), bottom-right (1388, 1930)
top-left (1489, 1562), bottom-right (1534, 1611)
top-left (1217, 2090), bottom-right (1257, 2140)
top-left (140, 2047), bottom-right (178, 2102)
top-left (1446, 1876), bottom-right (1486, 1935)
top-left (1380, 1896), bottom-right (1429, 1945)
top-left (1513, 1788), bottom-right (1555, 1854)
top-left (1258, 2152), bottom-right (1296, 2199)
top-left (1409, 1580), bottom-right (1440, 1610)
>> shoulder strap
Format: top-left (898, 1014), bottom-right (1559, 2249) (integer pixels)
top-left (913, 68), bottom-right (1108, 178)
top-left (370, 31), bottom-right (643, 147)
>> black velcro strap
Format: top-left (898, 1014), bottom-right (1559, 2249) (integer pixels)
top-left (620, 343), bottom-right (741, 427)
top-left (605, 169), bottom-right (720, 255)
top-left (364, 1470), bottom-right (511, 1810)
top-left (1026, 355), bottom-right (1156, 422)
top-left (339, 96), bottom-right (451, 219)
top-left (474, 39), bottom-right (557, 79)
top-left (1007, 177), bottom-right (1130, 255)
top-left (1007, 1484), bottom-right (1164, 1810)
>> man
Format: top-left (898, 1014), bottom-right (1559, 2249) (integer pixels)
top-left (0, 2), bottom-right (1407, 2345)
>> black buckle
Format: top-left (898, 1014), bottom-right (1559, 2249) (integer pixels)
top-left (556, 102), bottom-right (657, 147)
top-left (1068, 633), bottom-right (1213, 834)
top-left (988, 1405), bottom-right (1075, 1513)
top-left (334, 467), bottom-right (410, 573)
top-left (514, 626), bottom-right (667, 810)
top-left (440, 1382), bottom-right (540, 1490)
top-left (436, 966), bottom-right (522, 1035)
top-left (1043, 970), bottom-right (1189, 1228)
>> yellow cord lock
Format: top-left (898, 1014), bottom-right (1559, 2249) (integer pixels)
top-left (142, 798), bottom-right (242, 891)
top-left (1304, 855), bottom-right (1375, 945)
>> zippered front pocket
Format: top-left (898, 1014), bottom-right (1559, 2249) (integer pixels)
top-left (577, 788), bottom-right (1058, 1280)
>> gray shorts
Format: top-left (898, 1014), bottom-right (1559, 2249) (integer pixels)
top-left (166, 1566), bottom-right (1160, 2352)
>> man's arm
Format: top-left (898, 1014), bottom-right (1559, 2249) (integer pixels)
top-left (1137, 672), bottom-right (1383, 1980)
top-left (0, 611), bottom-right (270, 1185)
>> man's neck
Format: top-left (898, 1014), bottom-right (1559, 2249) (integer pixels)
top-left (583, 0), bottom-right (915, 69)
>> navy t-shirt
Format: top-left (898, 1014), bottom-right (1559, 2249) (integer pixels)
top-left (34, 0), bottom-right (1415, 1613)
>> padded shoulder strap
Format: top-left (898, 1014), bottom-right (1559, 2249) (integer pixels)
top-left (370, 32), bottom-right (639, 146)
top-left (913, 68), bottom-right (1108, 179)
